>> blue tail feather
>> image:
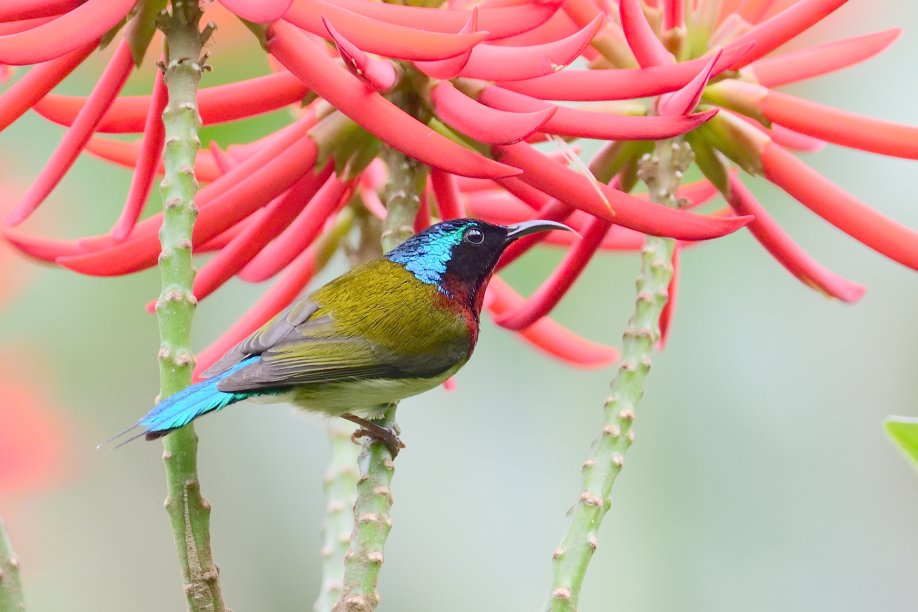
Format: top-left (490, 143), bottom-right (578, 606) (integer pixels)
top-left (139, 356), bottom-right (260, 439)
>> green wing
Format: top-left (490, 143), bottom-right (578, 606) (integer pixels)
top-left (203, 264), bottom-right (472, 393)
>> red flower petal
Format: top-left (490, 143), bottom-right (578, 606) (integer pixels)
top-left (724, 173), bottom-right (864, 302)
top-left (619, 0), bottom-right (674, 67)
top-left (663, 0), bottom-right (684, 31)
top-left (762, 90), bottom-right (918, 160)
top-left (194, 169), bottom-right (333, 300)
top-left (727, 0), bottom-right (848, 69)
top-left (111, 70), bottom-right (167, 240)
top-left (83, 136), bottom-right (223, 183)
top-left (5, 40), bottom-right (134, 225)
top-left (762, 141), bottom-right (918, 271)
top-left (269, 21), bottom-right (520, 179)
top-left (730, 110), bottom-right (824, 152)
top-left (494, 142), bottom-right (752, 240)
top-left (430, 169), bottom-right (466, 220)
top-left (2, 227), bottom-right (86, 262)
top-left (58, 135), bottom-right (320, 276)
top-left (217, 0), bottom-right (292, 24)
top-left (284, 0), bottom-right (488, 61)
top-left (749, 29), bottom-right (901, 87)
top-left (657, 51), bottom-right (720, 116)
top-left (0, 1), bottom-right (81, 21)
top-left (480, 85), bottom-right (716, 140)
top-left (456, 15), bottom-right (602, 81)
top-left (0, 42), bottom-right (94, 133)
top-left (239, 169), bottom-right (348, 283)
top-left (323, 16), bottom-right (396, 92)
top-left (0, 0), bottom-right (133, 65)
top-left (485, 276), bottom-right (619, 368)
top-left (498, 42), bottom-right (749, 100)
top-left (329, 0), bottom-right (559, 41)
top-left (34, 72), bottom-right (309, 133)
top-left (432, 82), bottom-right (555, 145)
top-left (414, 8), bottom-right (478, 80)
top-left (494, 215), bottom-right (612, 329)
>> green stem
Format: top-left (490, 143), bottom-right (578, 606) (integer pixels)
top-left (315, 210), bottom-right (378, 612)
top-left (548, 139), bottom-right (693, 612)
top-left (314, 421), bottom-right (361, 612)
top-left (332, 148), bottom-right (427, 612)
top-left (0, 517), bottom-right (25, 612)
top-left (156, 4), bottom-right (226, 611)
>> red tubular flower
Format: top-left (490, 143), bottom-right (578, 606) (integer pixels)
top-left (112, 71), bottom-right (167, 240)
top-left (456, 15), bottom-right (601, 81)
top-left (432, 81), bottom-right (556, 144)
top-left (724, 173), bottom-right (865, 302)
top-left (494, 215), bottom-right (612, 330)
top-left (727, 0), bottom-right (848, 68)
top-left (83, 136), bottom-right (223, 182)
top-left (239, 169), bottom-right (348, 283)
top-left (33, 72), bottom-right (310, 133)
top-left (430, 169), bottom-right (466, 221)
top-left (479, 85), bottom-right (717, 141)
top-left (0, 42), bottom-right (94, 132)
top-left (218, 0), bottom-right (293, 23)
top-left (485, 277), bottom-right (619, 368)
top-left (192, 169), bottom-right (333, 300)
top-left (59, 135), bottom-right (320, 275)
top-left (284, 0), bottom-right (488, 61)
top-left (269, 20), bottom-right (520, 179)
top-left (619, 0), bottom-right (674, 67)
top-left (495, 142), bottom-right (752, 239)
top-left (0, 0), bottom-right (134, 65)
top-left (323, 16), bottom-right (397, 91)
top-left (5, 40), bottom-right (133, 225)
top-left (747, 29), bottom-right (901, 87)
top-left (326, 0), bottom-right (559, 40)
top-left (0, 2), bottom-right (82, 21)
top-left (498, 42), bottom-right (749, 100)
top-left (3, 0), bottom-right (915, 370)
top-left (761, 142), bottom-right (918, 271)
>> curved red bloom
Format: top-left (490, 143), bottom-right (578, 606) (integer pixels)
top-left (1, 0), bottom-right (915, 371)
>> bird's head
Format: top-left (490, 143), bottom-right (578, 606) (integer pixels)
top-left (386, 218), bottom-right (573, 307)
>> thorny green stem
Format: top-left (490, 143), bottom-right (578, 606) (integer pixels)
top-left (548, 139), bottom-right (692, 612)
top-left (332, 149), bottom-right (427, 612)
top-left (155, 3), bottom-right (226, 611)
top-left (315, 421), bottom-right (361, 612)
top-left (315, 210), bottom-right (379, 612)
top-left (0, 517), bottom-right (25, 612)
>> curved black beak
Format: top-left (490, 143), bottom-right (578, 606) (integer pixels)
top-left (504, 220), bottom-right (576, 244)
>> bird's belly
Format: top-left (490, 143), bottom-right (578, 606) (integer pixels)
top-left (285, 366), bottom-right (460, 417)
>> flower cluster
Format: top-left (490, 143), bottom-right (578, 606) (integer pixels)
top-left (2, 0), bottom-right (916, 370)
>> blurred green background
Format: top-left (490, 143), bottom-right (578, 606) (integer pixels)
top-left (2, 3), bottom-right (918, 611)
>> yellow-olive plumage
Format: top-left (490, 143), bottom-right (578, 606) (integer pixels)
top-left (119, 218), bottom-right (571, 447)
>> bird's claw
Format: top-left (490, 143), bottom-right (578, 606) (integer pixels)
top-left (341, 413), bottom-right (406, 458)
top-left (351, 426), bottom-right (405, 458)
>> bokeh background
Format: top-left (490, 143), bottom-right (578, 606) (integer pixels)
top-left (2, 3), bottom-right (918, 611)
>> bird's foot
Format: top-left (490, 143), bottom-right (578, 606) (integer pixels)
top-left (341, 414), bottom-right (406, 458)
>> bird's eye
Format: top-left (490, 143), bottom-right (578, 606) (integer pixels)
top-left (464, 228), bottom-right (484, 245)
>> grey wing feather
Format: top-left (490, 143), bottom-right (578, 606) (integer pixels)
top-left (198, 300), bottom-right (321, 379)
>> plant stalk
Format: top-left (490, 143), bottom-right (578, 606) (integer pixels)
top-left (547, 139), bottom-right (692, 612)
top-left (332, 148), bottom-right (427, 612)
top-left (156, 4), bottom-right (226, 611)
top-left (0, 517), bottom-right (25, 612)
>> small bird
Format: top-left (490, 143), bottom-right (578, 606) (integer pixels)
top-left (111, 218), bottom-right (572, 455)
